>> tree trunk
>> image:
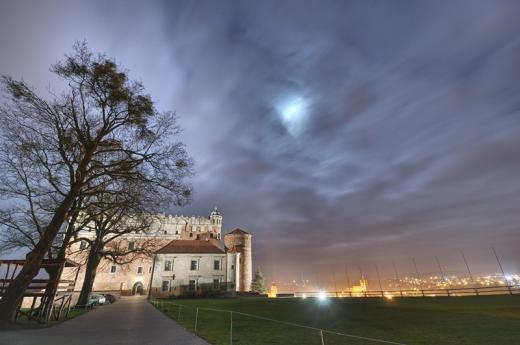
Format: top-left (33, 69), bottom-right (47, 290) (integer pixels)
top-left (77, 247), bottom-right (103, 306)
top-left (0, 198), bottom-right (75, 326)
top-left (0, 148), bottom-right (93, 326)
top-left (41, 215), bottom-right (79, 319)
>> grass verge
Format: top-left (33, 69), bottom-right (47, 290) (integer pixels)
top-left (152, 295), bottom-right (520, 345)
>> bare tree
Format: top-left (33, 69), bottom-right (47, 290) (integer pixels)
top-left (72, 179), bottom-right (161, 306)
top-left (0, 42), bottom-right (191, 324)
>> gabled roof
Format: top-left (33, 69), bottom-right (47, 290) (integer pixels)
top-left (156, 240), bottom-right (225, 254)
top-left (226, 228), bottom-right (250, 235)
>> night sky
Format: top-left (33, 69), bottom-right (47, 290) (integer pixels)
top-left (1, 1), bottom-right (520, 284)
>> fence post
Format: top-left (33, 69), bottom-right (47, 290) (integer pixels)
top-left (320, 329), bottom-right (325, 345)
top-left (230, 311), bottom-right (233, 345)
top-left (195, 307), bottom-right (199, 333)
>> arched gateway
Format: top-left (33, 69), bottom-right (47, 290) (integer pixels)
top-left (132, 282), bottom-right (144, 295)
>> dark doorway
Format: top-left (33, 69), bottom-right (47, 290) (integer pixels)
top-left (132, 282), bottom-right (144, 295)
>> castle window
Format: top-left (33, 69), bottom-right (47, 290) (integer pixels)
top-left (161, 281), bottom-right (169, 292)
top-left (164, 260), bottom-right (172, 271)
top-left (231, 265), bottom-right (234, 270)
top-left (214, 260), bottom-right (220, 270)
top-left (189, 233), bottom-right (193, 238)
top-left (190, 260), bottom-right (198, 271)
top-left (110, 265), bottom-right (117, 273)
top-left (137, 266), bottom-right (144, 275)
top-left (79, 241), bottom-right (87, 250)
top-left (213, 279), bottom-right (220, 289)
top-left (128, 241), bottom-right (135, 251)
top-left (189, 280), bottom-right (196, 291)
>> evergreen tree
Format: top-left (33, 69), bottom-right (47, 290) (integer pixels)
top-left (252, 268), bottom-right (267, 293)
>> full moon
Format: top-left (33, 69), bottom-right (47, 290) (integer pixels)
top-left (278, 96), bottom-right (308, 136)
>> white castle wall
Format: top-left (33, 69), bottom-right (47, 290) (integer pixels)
top-left (151, 252), bottom-right (239, 296)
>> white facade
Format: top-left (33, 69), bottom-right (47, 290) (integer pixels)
top-left (76, 207), bottom-right (223, 241)
top-left (151, 252), bottom-right (240, 296)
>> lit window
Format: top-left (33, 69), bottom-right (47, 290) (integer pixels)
top-left (110, 265), bottom-right (117, 273)
top-left (214, 260), bottom-right (220, 270)
top-left (137, 266), bottom-right (143, 274)
top-left (164, 260), bottom-right (172, 271)
top-left (190, 260), bottom-right (198, 271)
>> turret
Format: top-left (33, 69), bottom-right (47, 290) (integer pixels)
top-left (209, 206), bottom-right (223, 239)
top-left (224, 228), bottom-right (252, 292)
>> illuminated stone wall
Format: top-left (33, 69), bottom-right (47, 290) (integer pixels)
top-left (224, 229), bottom-right (252, 292)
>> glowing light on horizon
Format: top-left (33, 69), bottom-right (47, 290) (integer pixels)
top-left (318, 291), bottom-right (327, 302)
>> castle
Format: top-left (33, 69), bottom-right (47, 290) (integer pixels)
top-left (69, 207), bottom-right (253, 296)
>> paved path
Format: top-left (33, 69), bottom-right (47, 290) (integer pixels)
top-left (0, 297), bottom-right (210, 345)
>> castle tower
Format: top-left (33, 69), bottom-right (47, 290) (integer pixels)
top-left (224, 228), bottom-right (252, 292)
top-left (209, 206), bottom-right (223, 239)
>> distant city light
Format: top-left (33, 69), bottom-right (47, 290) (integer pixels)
top-left (318, 291), bottom-right (327, 301)
top-left (301, 293), bottom-right (307, 299)
top-left (384, 294), bottom-right (393, 300)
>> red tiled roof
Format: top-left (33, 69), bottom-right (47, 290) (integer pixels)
top-left (155, 240), bottom-right (225, 254)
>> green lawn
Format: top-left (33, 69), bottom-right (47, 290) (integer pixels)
top-left (152, 295), bottom-right (520, 345)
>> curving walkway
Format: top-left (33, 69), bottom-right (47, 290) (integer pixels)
top-left (0, 296), bottom-right (209, 345)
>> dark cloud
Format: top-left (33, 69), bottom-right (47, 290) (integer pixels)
top-left (1, 0), bottom-right (520, 281)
